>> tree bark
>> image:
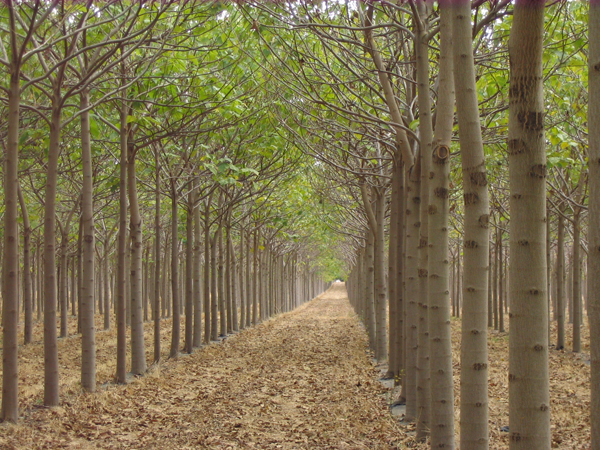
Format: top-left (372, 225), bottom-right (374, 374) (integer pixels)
top-left (427, 3), bottom-right (455, 446)
top-left (453, 1), bottom-right (491, 447)
top-left (184, 193), bottom-right (194, 354)
top-left (170, 184), bottom-right (181, 358)
top-left (43, 81), bottom-right (62, 406)
top-left (154, 148), bottom-right (161, 362)
top-left (18, 184), bottom-right (33, 345)
top-left (116, 95), bottom-right (128, 384)
top-left (572, 210), bottom-right (581, 353)
top-left (80, 88), bottom-right (96, 391)
top-left (193, 182), bottom-right (203, 347)
top-left (415, 6), bottom-right (433, 437)
top-left (508, 2), bottom-right (550, 447)
top-left (128, 132), bottom-right (146, 375)
top-left (588, 2), bottom-right (600, 447)
top-left (2, 39), bottom-right (21, 422)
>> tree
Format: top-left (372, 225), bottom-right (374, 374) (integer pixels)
top-left (453, 1), bottom-right (491, 448)
top-left (588, 0), bottom-right (600, 446)
top-left (507, 1), bottom-right (550, 448)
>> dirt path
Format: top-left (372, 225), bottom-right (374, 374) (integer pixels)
top-left (2, 283), bottom-right (406, 449)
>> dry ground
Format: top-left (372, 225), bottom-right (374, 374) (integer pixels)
top-left (0, 283), bottom-right (406, 449)
top-left (0, 283), bottom-right (592, 449)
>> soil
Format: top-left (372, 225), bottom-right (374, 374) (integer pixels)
top-left (0, 283), bottom-right (591, 449)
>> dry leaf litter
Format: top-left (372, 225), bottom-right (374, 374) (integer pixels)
top-left (0, 282), bottom-right (591, 449)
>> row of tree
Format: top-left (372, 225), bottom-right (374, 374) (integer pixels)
top-left (236, 0), bottom-right (597, 448)
top-left (0, 0), bottom-right (336, 423)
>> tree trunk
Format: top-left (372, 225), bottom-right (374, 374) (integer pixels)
top-left (203, 198), bottom-right (212, 343)
top-left (193, 183), bottom-right (203, 347)
top-left (18, 184), bottom-right (33, 345)
top-left (404, 167), bottom-right (421, 422)
top-left (128, 132), bottom-right (146, 375)
top-left (80, 88), bottom-right (96, 391)
top-left (453, 1), bottom-right (491, 447)
top-left (508, 2), bottom-right (550, 447)
top-left (364, 228), bottom-right (376, 352)
top-left (499, 232), bottom-right (505, 333)
top-left (184, 194), bottom-right (194, 354)
top-left (2, 47), bottom-right (21, 422)
top-left (218, 223), bottom-right (226, 336)
top-left (170, 185), bottom-right (181, 358)
top-left (229, 230), bottom-right (238, 332)
top-left (572, 210), bottom-right (582, 353)
top-left (427, 3), bottom-right (455, 446)
top-left (116, 96), bottom-right (128, 384)
top-left (588, 2), bottom-right (600, 446)
top-left (239, 227), bottom-right (246, 331)
top-left (252, 229), bottom-right (259, 326)
top-left (415, 7), bottom-right (433, 437)
top-left (43, 82), bottom-right (62, 406)
top-left (556, 209), bottom-right (565, 345)
top-left (154, 148), bottom-right (161, 361)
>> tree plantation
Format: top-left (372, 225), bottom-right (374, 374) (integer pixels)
top-left (0, 0), bottom-right (597, 449)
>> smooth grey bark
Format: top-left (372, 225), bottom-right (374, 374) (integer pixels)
top-left (427, 3), bottom-right (455, 446)
top-left (18, 184), bottom-right (33, 345)
top-left (170, 184), bottom-right (181, 358)
top-left (154, 148), bottom-right (161, 362)
top-left (128, 135), bottom-right (146, 375)
top-left (116, 92), bottom-right (128, 384)
top-left (192, 183), bottom-right (203, 347)
top-left (414, 6), bottom-right (433, 438)
top-left (210, 226), bottom-right (219, 340)
top-left (404, 166), bottom-right (421, 422)
top-left (556, 211), bottom-right (565, 349)
top-left (203, 197), bottom-right (212, 343)
top-left (218, 224), bottom-right (226, 336)
top-left (80, 88), bottom-right (96, 390)
top-left (453, 1), bottom-right (491, 447)
top-left (588, 2), bottom-right (600, 446)
top-left (184, 195), bottom-right (194, 354)
top-left (2, 21), bottom-right (21, 421)
top-left (508, 2), bottom-right (550, 447)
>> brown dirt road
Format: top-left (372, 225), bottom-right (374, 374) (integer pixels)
top-left (1, 283), bottom-right (407, 449)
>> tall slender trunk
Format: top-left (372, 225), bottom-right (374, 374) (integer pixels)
top-left (428, 4), bottom-right (455, 446)
top-left (588, 3), bottom-right (600, 446)
top-left (18, 184), bottom-right (33, 345)
top-left (246, 227), bottom-right (252, 327)
top-left (203, 198), bottom-right (212, 343)
top-left (364, 229), bottom-right (376, 351)
top-left (508, 2), bottom-right (550, 448)
top-left (404, 167), bottom-right (421, 422)
top-left (154, 148), bottom-right (161, 361)
top-left (229, 230), bottom-right (238, 332)
top-left (43, 82), bottom-right (62, 406)
top-left (211, 226), bottom-right (219, 339)
top-left (170, 184), bottom-right (180, 358)
top-left (218, 223), bottom-right (226, 336)
top-left (104, 246), bottom-right (110, 331)
top-left (499, 234), bottom-right (504, 333)
top-left (572, 210), bottom-right (581, 353)
top-left (453, 2), bottom-right (490, 447)
top-left (239, 228), bottom-right (247, 331)
top-left (252, 229), bottom-right (259, 325)
top-left (128, 132), bottom-right (146, 375)
top-left (116, 94), bottom-right (128, 384)
top-left (415, 7), bottom-right (433, 437)
top-left (225, 223), bottom-right (233, 333)
top-left (80, 88), bottom-right (96, 390)
top-left (2, 42), bottom-right (21, 422)
top-left (556, 212), bottom-right (566, 350)
top-left (184, 194), bottom-right (194, 354)
top-left (192, 183), bottom-right (202, 347)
